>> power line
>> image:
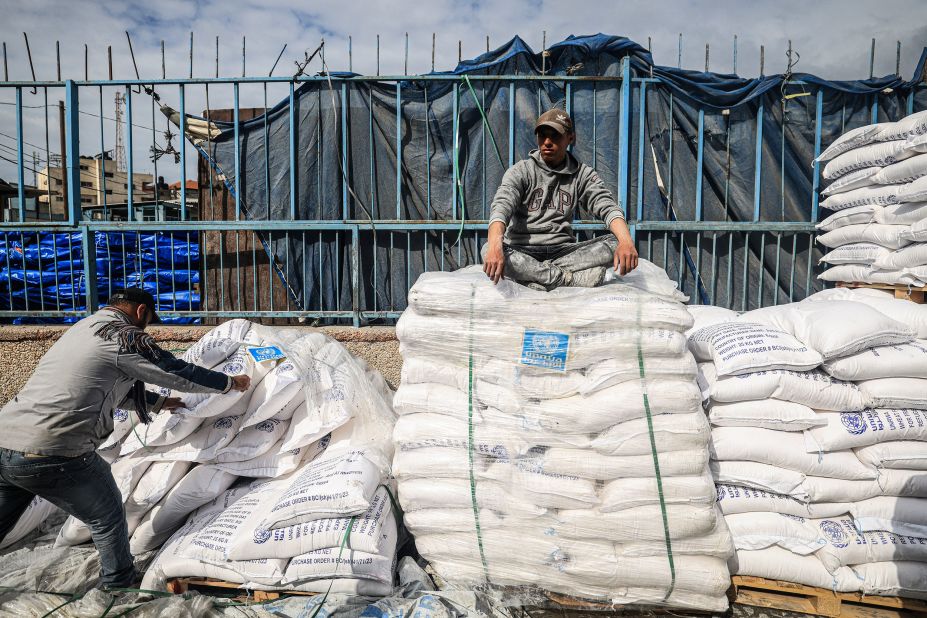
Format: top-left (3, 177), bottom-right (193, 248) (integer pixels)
top-left (0, 101), bottom-right (156, 131)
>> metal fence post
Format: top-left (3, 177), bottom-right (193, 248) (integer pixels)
top-left (351, 224), bottom-right (360, 327)
top-left (618, 57), bottom-right (631, 219)
top-left (65, 81), bottom-right (98, 315)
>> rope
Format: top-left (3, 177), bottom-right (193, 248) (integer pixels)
top-left (465, 286), bottom-right (490, 581)
top-left (636, 304), bottom-right (676, 601)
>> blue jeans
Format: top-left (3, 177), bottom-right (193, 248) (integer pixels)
top-left (0, 448), bottom-right (135, 589)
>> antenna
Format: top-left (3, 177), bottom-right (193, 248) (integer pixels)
top-left (114, 91), bottom-right (127, 172)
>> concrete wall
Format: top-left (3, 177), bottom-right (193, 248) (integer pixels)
top-left (0, 324), bottom-right (399, 407)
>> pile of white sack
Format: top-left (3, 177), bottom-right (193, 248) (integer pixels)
top-left (39, 319), bottom-right (398, 593)
top-left (689, 288), bottom-right (927, 599)
top-left (816, 110), bottom-right (927, 286)
top-left (392, 263), bottom-right (734, 612)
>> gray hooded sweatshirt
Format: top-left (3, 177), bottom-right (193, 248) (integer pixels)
top-left (489, 150), bottom-right (625, 246)
top-left (0, 308), bottom-right (232, 456)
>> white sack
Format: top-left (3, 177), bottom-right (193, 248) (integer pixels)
top-left (729, 547), bottom-right (859, 592)
top-left (854, 561), bottom-right (927, 600)
top-left (283, 545), bottom-right (396, 587)
top-left (599, 472), bottom-right (717, 512)
top-left (141, 413), bottom-right (244, 463)
top-left (859, 378), bottom-right (927, 409)
top-left (216, 416), bottom-right (290, 463)
top-left (130, 465), bottom-right (238, 554)
top-left (715, 484), bottom-right (850, 518)
top-left (531, 379), bottom-right (703, 434)
top-left (241, 360), bottom-right (303, 428)
top-left (124, 460), bottom-right (191, 532)
top-left (591, 411), bottom-right (710, 456)
top-left (822, 140), bottom-right (914, 180)
top-left (708, 399), bottom-right (826, 431)
top-left (742, 300), bottom-right (915, 360)
top-left (821, 167), bottom-right (881, 196)
top-left (229, 486), bottom-right (396, 561)
top-left (903, 218), bottom-right (927, 242)
top-left (818, 264), bottom-right (922, 287)
top-left (725, 512), bottom-right (825, 555)
top-left (214, 435), bottom-right (326, 478)
top-left (702, 365), bottom-right (867, 411)
top-left (821, 183), bottom-right (904, 211)
top-left (256, 449), bottom-right (382, 529)
top-left (874, 243), bottom-right (927, 270)
top-left (899, 174), bottom-right (927, 203)
top-left (806, 410), bottom-right (927, 452)
top-left (685, 305), bottom-right (738, 336)
top-left (816, 224), bottom-right (911, 250)
top-left (710, 426), bottom-right (876, 480)
top-left (396, 478), bottom-right (546, 517)
top-left (688, 322), bottom-right (822, 376)
top-left (876, 110), bottom-right (927, 142)
top-left (816, 125), bottom-right (887, 163)
top-left (819, 243), bottom-right (889, 265)
top-left (873, 153), bottom-right (927, 184)
top-left (817, 287), bottom-right (927, 337)
top-left (812, 517), bottom-right (927, 571)
top-left (851, 496), bottom-right (927, 537)
top-left (823, 340), bottom-right (927, 380)
top-left (855, 441), bottom-right (927, 470)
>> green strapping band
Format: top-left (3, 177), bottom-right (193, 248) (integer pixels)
top-left (636, 319), bottom-right (677, 601)
top-left (307, 514), bottom-right (357, 618)
top-left (462, 75), bottom-right (506, 168)
top-left (452, 75), bottom-right (506, 247)
top-left (466, 286), bottom-right (490, 582)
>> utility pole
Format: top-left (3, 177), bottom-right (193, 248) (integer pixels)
top-left (114, 92), bottom-right (127, 172)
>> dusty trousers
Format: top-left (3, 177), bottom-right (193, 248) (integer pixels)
top-left (481, 235), bottom-right (618, 289)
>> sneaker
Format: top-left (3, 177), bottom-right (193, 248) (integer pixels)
top-left (566, 266), bottom-right (607, 288)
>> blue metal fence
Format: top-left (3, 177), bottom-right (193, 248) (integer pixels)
top-left (0, 55), bottom-right (924, 324)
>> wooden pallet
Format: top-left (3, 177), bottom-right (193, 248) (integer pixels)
top-left (166, 577), bottom-right (318, 602)
top-left (835, 281), bottom-right (926, 303)
top-left (731, 576), bottom-right (927, 617)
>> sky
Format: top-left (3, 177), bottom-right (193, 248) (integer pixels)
top-left (0, 0), bottom-right (925, 186)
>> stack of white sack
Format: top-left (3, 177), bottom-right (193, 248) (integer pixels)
top-left (815, 110), bottom-right (927, 286)
top-left (393, 262), bottom-right (733, 613)
top-left (689, 289), bottom-right (927, 599)
top-left (50, 318), bottom-right (399, 595)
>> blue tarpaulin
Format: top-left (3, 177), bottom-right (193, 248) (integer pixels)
top-left (191, 34), bottom-right (926, 313)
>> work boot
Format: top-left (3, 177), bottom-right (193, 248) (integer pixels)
top-left (566, 266), bottom-right (607, 288)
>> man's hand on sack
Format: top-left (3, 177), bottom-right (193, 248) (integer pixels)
top-left (231, 375), bottom-right (252, 392)
top-left (163, 397), bottom-right (184, 411)
top-left (613, 240), bottom-right (639, 276)
top-left (483, 240), bottom-right (506, 284)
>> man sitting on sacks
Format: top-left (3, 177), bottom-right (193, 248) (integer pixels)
top-left (481, 107), bottom-right (639, 289)
top-left (0, 288), bottom-right (251, 590)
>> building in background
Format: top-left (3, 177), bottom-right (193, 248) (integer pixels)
top-left (36, 153), bottom-right (154, 219)
top-left (0, 179), bottom-right (46, 221)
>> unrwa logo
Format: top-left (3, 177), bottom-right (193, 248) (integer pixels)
top-left (213, 417), bottom-right (234, 429)
top-left (840, 412), bottom-right (867, 435)
top-left (716, 486), bottom-right (727, 501)
top-left (533, 333), bottom-right (562, 355)
top-left (253, 528), bottom-right (271, 544)
top-left (222, 362), bottom-right (244, 375)
top-left (255, 420), bottom-right (277, 433)
top-left (820, 520), bottom-right (849, 548)
top-left (113, 409), bottom-right (129, 423)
